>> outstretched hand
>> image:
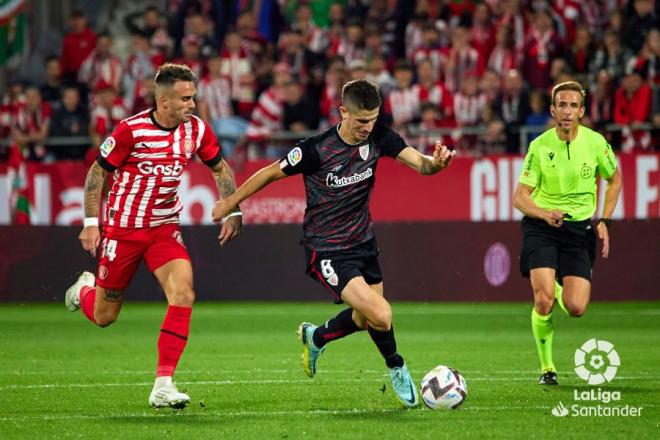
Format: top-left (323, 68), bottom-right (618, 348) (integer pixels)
top-left (431, 141), bottom-right (456, 170)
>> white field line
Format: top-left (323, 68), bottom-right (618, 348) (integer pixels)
top-left (1, 403), bottom-right (659, 422)
top-left (0, 375), bottom-right (658, 391)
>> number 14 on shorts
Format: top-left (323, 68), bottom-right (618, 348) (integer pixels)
top-left (101, 238), bottom-right (118, 262)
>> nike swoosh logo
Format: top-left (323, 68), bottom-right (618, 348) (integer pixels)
top-left (405, 381), bottom-right (417, 405)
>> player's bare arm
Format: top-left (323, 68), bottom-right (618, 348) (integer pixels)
top-left (597, 168), bottom-right (623, 258)
top-left (211, 159), bottom-right (243, 246)
top-left (79, 161), bottom-right (108, 257)
top-left (513, 183), bottom-right (564, 228)
top-left (212, 161), bottom-right (287, 222)
top-left (395, 141), bottom-right (456, 175)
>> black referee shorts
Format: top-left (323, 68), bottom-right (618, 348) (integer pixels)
top-left (520, 216), bottom-right (597, 281)
top-left (305, 238), bottom-right (383, 304)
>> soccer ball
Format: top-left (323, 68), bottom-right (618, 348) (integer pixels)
top-left (420, 365), bottom-right (467, 410)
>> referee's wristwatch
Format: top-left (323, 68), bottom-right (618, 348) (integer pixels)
top-left (598, 218), bottom-right (612, 228)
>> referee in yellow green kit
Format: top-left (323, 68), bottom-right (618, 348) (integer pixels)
top-left (513, 81), bottom-right (623, 385)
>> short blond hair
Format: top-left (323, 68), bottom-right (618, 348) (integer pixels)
top-left (551, 81), bottom-right (585, 107)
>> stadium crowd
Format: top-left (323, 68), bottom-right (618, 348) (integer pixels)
top-left (1, 0), bottom-right (658, 162)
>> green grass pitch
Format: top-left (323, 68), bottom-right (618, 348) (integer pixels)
top-left (0, 302), bottom-right (658, 439)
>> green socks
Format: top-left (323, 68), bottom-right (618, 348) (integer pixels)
top-left (531, 308), bottom-right (555, 373)
top-left (555, 281), bottom-right (568, 315)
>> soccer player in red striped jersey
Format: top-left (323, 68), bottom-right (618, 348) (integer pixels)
top-left (64, 63), bottom-right (242, 409)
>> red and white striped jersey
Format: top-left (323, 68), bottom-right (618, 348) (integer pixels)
top-left (385, 86), bottom-right (420, 126)
top-left (197, 75), bottom-right (233, 120)
top-left (97, 110), bottom-right (222, 229)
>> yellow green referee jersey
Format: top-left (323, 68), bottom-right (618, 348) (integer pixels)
top-left (519, 125), bottom-right (618, 221)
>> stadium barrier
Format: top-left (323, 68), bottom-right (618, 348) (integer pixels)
top-left (0, 220), bottom-right (658, 302)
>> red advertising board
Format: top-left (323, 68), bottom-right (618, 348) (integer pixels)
top-left (1, 153), bottom-right (658, 225)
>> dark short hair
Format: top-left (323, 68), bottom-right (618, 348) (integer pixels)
top-left (342, 79), bottom-right (381, 112)
top-left (154, 63), bottom-right (197, 87)
top-left (551, 81), bottom-right (585, 106)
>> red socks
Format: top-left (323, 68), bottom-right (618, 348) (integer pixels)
top-left (80, 286), bottom-right (97, 323)
top-left (156, 305), bottom-right (192, 377)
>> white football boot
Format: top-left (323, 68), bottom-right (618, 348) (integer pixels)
top-left (65, 271), bottom-right (95, 311)
top-left (149, 376), bottom-right (190, 409)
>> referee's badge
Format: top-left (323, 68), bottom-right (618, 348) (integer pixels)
top-left (359, 144), bottom-right (369, 161)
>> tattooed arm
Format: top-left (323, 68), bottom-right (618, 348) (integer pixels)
top-left (396, 141), bottom-right (456, 175)
top-left (211, 159), bottom-right (243, 246)
top-left (79, 161), bottom-right (108, 257)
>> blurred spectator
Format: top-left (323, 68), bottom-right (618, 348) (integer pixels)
top-left (124, 5), bottom-right (173, 57)
top-left (328, 18), bottom-right (366, 66)
top-left (48, 86), bottom-right (89, 159)
top-left (524, 89), bottom-right (552, 144)
top-left (413, 59), bottom-right (454, 122)
top-left (245, 63), bottom-right (292, 159)
top-left (220, 30), bottom-right (256, 120)
top-left (130, 75), bottom-right (156, 114)
top-left (60, 10), bottom-right (97, 83)
top-left (583, 70), bottom-right (614, 133)
top-left (414, 102), bottom-right (456, 154)
top-left (411, 22), bottom-right (447, 80)
top-left (364, 26), bottom-right (393, 68)
top-left (626, 29), bottom-right (660, 88)
top-left (283, 80), bottom-right (320, 132)
top-left (469, 2), bottom-right (496, 64)
top-left (487, 24), bottom-right (521, 75)
top-left (580, 0), bottom-right (618, 38)
top-left (453, 74), bottom-right (487, 150)
top-left (479, 69), bottom-right (502, 104)
top-left (367, 55), bottom-right (397, 96)
top-left (291, 3), bottom-right (328, 54)
top-left (319, 57), bottom-right (346, 128)
top-left (444, 25), bottom-right (483, 93)
top-left (198, 56), bottom-right (248, 159)
top-left (78, 33), bottom-right (124, 93)
top-left (123, 31), bottom-right (164, 113)
top-left (566, 27), bottom-right (595, 84)
top-left (347, 59), bottom-right (368, 81)
top-left (40, 56), bottom-right (64, 110)
top-left (614, 69), bottom-right (652, 151)
top-left (623, 0), bottom-right (658, 54)
top-left (384, 61), bottom-right (419, 132)
top-left (89, 81), bottom-right (127, 152)
top-left (405, 12), bottom-right (430, 60)
top-left (184, 13), bottom-right (218, 59)
top-left (497, 0), bottom-right (527, 54)
top-left (277, 28), bottom-right (322, 84)
top-left (523, 8), bottom-right (564, 90)
top-left (589, 30), bottom-right (633, 87)
top-left (551, 0), bottom-right (581, 43)
top-left (173, 35), bottom-right (205, 78)
top-left (493, 69), bottom-right (530, 153)
top-left (11, 86), bottom-right (51, 161)
top-left (0, 81), bottom-right (26, 140)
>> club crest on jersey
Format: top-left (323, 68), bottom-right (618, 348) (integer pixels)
top-left (287, 147), bottom-right (303, 166)
top-left (359, 144), bottom-right (369, 161)
top-left (100, 136), bottom-right (116, 158)
top-left (184, 138), bottom-right (194, 157)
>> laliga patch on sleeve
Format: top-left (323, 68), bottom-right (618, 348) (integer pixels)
top-left (287, 147), bottom-right (303, 166)
top-left (100, 136), bottom-right (116, 158)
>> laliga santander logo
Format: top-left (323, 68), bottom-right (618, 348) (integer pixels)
top-left (574, 338), bottom-right (620, 385)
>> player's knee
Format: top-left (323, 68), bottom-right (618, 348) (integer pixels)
top-left (534, 296), bottom-right (554, 315)
top-left (370, 304), bottom-right (392, 331)
top-left (94, 311), bottom-right (117, 327)
top-left (568, 304), bottom-right (587, 318)
top-left (170, 285), bottom-right (195, 306)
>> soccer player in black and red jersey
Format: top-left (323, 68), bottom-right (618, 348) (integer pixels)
top-left (212, 79), bottom-right (455, 407)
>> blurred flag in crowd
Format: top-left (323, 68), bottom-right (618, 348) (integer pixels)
top-left (0, 0), bottom-right (26, 67)
top-left (7, 143), bottom-right (30, 224)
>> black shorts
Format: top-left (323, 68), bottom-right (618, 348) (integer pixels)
top-left (520, 216), bottom-right (596, 281)
top-left (305, 238), bottom-right (383, 303)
